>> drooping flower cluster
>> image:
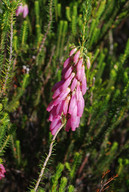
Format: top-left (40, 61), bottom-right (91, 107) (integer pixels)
top-left (0, 164), bottom-right (6, 180)
top-left (16, 4), bottom-right (29, 18)
top-left (47, 48), bottom-right (90, 135)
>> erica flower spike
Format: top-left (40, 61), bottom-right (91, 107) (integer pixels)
top-left (0, 164), bottom-right (6, 180)
top-left (16, 4), bottom-right (29, 18)
top-left (47, 48), bottom-right (90, 135)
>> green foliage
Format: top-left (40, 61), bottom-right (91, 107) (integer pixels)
top-left (0, 111), bottom-right (10, 155)
top-left (66, 152), bottom-right (82, 180)
top-left (50, 163), bottom-right (64, 192)
top-left (0, 0), bottom-right (129, 191)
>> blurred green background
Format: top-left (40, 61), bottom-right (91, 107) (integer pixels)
top-left (0, 0), bottom-right (129, 191)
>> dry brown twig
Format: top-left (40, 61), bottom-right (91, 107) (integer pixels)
top-left (97, 170), bottom-right (118, 192)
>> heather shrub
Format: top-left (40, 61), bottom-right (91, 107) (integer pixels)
top-left (0, 0), bottom-right (129, 191)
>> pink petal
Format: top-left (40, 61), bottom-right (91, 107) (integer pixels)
top-left (23, 5), bottom-right (29, 18)
top-left (56, 101), bottom-right (64, 116)
top-left (71, 78), bottom-right (78, 92)
top-left (61, 72), bottom-right (75, 90)
top-left (52, 73), bottom-right (74, 99)
top-left (87, 57), bottom-right (91, 69)
top-left (68, 92), bottom-right (77, 115)
top-left (16, 5), bottom-right (23, 16)
top-left (63, 96), bottom-right (70, 115)
top-left (81, 76), bottom-right (87, 95)
top-left (51, 121), bottom-right (62, 135)
top-left (76, 83), bottom-right (81, 101)
top-left (71, 115), bottom-right (80, 131)
top-left (64, 66), bottom-right (73, 79)
top-left (62, 66), bottom-right (69, 77)
top-left (76, 59), bottom-right (83, 80)
top-left (48, 106), bottom-right (57, 121)
top-left (47, 100), bottom-right (55, 112)
top-left (52, 80), bottom-right (64, 92)
top-left (72, 102), bottom-right (77, 116)
top-left (50, 117), bottom-right (61, 130)
top-left (77, 95), bottom-right (84, 117)
top-left (73, 50), bottom-right (80, 64)
top-left (63, 57), bottom-right (71, 68)
top-left (76, 68), bottom-right (82, 81)
top-left (76, 84), bottom-right (85, 117)
top-left (52, 88), bottom-right (60, 99)
top-left (53, 88), bottom-right (70, 106)
top-left (0, 164), bottom-right (6, 180)
top-left (69, 48), bottom-right (77, 56)
top-left (80, 65), bottom-right (85, 82)
top-left (76, 58), bottom-right (83, 70)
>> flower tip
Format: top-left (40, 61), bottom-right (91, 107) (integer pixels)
top-left (23, 5), bottom-right (29, 18)
top-left (0, 164), bottom-right (6, 180)
top-left (73, 50), bottom-right (80, 64)
top-left (69, 48), bottom-right (77, 56)
top-left (87, 57), bottom-right (91, 69)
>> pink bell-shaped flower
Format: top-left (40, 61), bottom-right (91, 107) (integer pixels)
top-left (16, 4), bottom-right (23, 16)
top-left (16, 4), bottom-right (29, 18)
top-left (47, 47), bottom-right (89, 135)
top-left (23, 5), bottom-right (29, 18)
top-left (0, 164), bottom-right (6, 180)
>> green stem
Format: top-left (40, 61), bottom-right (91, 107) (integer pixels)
top-left (2, 13), bottom-right (13, 94)
top-left (0, 135), bottom-right (10, 154)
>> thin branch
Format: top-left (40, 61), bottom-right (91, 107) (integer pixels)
top-left (34, 123), bottom-right (65, 192)
top-left (2, 13), bottom-right (13, 94)
top-left (77, 153), bottom-right (89, 176)
top-left (36, 0), bottom-right (53, 58)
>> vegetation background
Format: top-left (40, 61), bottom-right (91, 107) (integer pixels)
top-left (0, 0), bottom-right (129, 191)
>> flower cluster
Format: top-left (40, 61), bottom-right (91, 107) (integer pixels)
top-left (0, 164), bottom-right (6, 180)
top-left (47, 48), bottom-right (90, 135)
top-left (16, 4), bottom-right (29, 18)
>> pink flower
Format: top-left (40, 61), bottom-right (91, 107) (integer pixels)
top-left (61, 73), bottom-right (75, 90)
top-left (69, 48), bottom-right (77, 56)
top-left (56, 101), bottom-right (64, 116)
top-left (71, 77), bottom-right (77, 91)
top-left (0, 164), bottom-right (6, 180)
top-left (76, 58), bottom-right (83, 81)
top-left (16, 5), bottom-right (23, 16)
top-left (48, 106), bottom-right (57, 121)
top-left (50, 117), bottom-right (61, 130)
top-left (73, 50), bottom-right (80, 64)
top-left (52, 80), bottom-right (64, 92)
top-left (76, 85), bottom-right (85, 117)
top-left (53, 88), bottom-right (70, 106)
top-left (68, 92), bottom-right (77, 115)
top-left (63, 96), bottom-right (70, 115)
top-left (16, 4), bottom-right (29, 18)
top-left (47, 47), bottom-right (88, 135)
top-left (23, 5), bottom-right (29, 18)
top-left (70, 115), bottom-right (80, 131)
top-left (64, 66), bottom-right (73, 79)
top-left (63, 57), bottom-right (71, 68)
top-left (81, 76), bottom-right (87, 95)
top-left (87, 57), bottom-right (91, 69)
top-left (51, 120), bottom-right (62, 135)
top-left (47, 100), bottom-right (55, 112)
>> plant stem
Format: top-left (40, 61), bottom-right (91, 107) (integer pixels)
top-left (34, 123), bottom-right (65, 191)
top-left (36, 0), bottom-right (53, 57)
top-left (0, 135), bottom-right (10, 154)
top-left (2, 13), bottom-right (13, 94)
